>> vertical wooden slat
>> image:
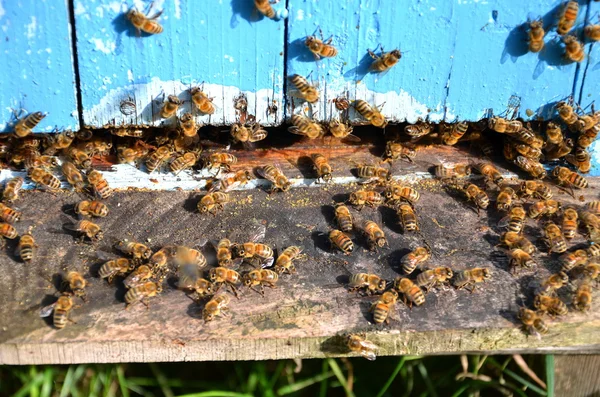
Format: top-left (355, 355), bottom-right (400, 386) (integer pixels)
top-left (554, 355), bottom-right (600, 397)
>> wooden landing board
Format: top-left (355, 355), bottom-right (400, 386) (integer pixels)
top-left (1, 176), bottom-right (600, 364)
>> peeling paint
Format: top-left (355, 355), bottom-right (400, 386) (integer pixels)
top-left (25, 16), bottom-right (36, 40)
top-left (0, 1), bottom-right (5, 20)
top-left (90, 38), bottom-right (116, 54)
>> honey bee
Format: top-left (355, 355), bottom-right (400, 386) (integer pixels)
top-left (232, 241), bottom-right (274, 267)
top-left (178, 113), bottom-right (198, 137)
top-left (329, 229), bottom-right (353, 255)
top-left (545, 122), bottom-right (563, 144)
top-left (585, 23), bottom-right (600, 41)
top-left (514, 156), bottom-right (547, 179)
top-left (507, 248), bottom-right (537, 274)
top-left (3, 177), bottom-right (24, 202)
top-left (581, 211), bottom-right (600, 242)
top-left (124, 265), bottom-right (154, 289)
top-left (65, 147), bottom-right (91, 170)
top-left (87, 170), bottom-right (113, 199)
top-left (496, 186), bottom-right (516, 212)
top-left (126, 6), bottom-right (164, 35)
top-left (16, 228), bottom-right (36, 262)
top-left (463, 183), bottom-right (489, 212)
top-left (371, 290), bottom-right (399, 324)
top-left (0, 202), bottom-right (21, 224)
top-left (563, 35), bottom-right (585, 62)
top-left (333, 203), bottom-right (354, 233)
top-left (552, 166), bottom-right (588, 190)
top-left (527, 199), bottom-right (561, 219)
top-left (111, 128), bottom-right (144, 138)
top-left (328, 119), bottom-right (360, 142)
top-left (362, 220), bottom-right (387, 250)
top-left (197, 192), bottom-right (230, 215)
top-left (146, 146), bottom-right (172, 173)
top-left (560, 249), bottom-right (588, 271)
top-left (566, 147), bottom-right (591, 173)
top-left (13, 111), bottom-right (46, 138)
top-left (148, 246), bottom-right (174, 278)
top-left (518, 307), bottom-right (548, 337)
top-left (415, 267), bottom-right (453, 292)
top-left (355, 164), bottom-right (391, 184)
top-left (518, 180), bottom-right (552, 200)
top-left (586, 201), bottom-right (600, 215)
top-left (258, 164), bottom-right (291, 193)
top-left (354, 100), bottom-right (387, 128)
top-left (441, 122), bottom-right (469, 146)
top-left (574, 113), bottom-right (599, 132)
top-left (254, 0), bottom-right (276, 18)
top-left (453, 268), bottom-right (492, 292)
top-left (394, 277), bottom-right (425, 308)
top-left (499, 204), bottom-right (527, 234)
top-left (305, 30), bottom-right (338, 59)
top-left (534, 293), bottom-right (568, 316)
top-left (65, 219), bottom-right (103, 242)
top-left (538, 271), bottom-right (569, 295)
top-left (348, 273), bottom-right (386, 295)
top-left (583, 262), bottom-right (600, 282)
top-left (191, 278), bottom-right (216, 298)
top-left (401, 246), bottom-right (431, 275)
top-left (231, 122), bottom-right (268, 148)
top-left (60, 161), bottom-right (85, 192)
top-left (587, 244), bottom-right (600, 258)
top-left (561, 207), bottom-right (578, 240)
top-left (274, 246), bottom-right (303, 274)
top-left (384, 184), bottom-right (420, 204)
top-left (346, 334), bottom-right (378, 361)
top-left (557, 1), bottom-right (578, 36)
top-left (64, 271), bottom-right (87, 301)
top-left (99, 258), bottom-right (134, 283)
top-left (528, 19), bottom-right (545, 52)
top-left (29, 167), bottom-right (60, 190)
top-left (289, 74), bottom-right (319, 103)
top-left (289, 114), bottom-right (324, 139)
top-left (209, 267), bottom-right (242, 296)
top-left (383, 141), bottom-right (416, 162)
top-left (172, 245), bottom-right (207, 268)
top-left (243, 269), bottom-right (279, 295)
top-left (404, 122), bottom-right (433, 139)
top-left (573, 281), bottom-right (592, 311)
top-left (556, 101), bottom-right (578, 125)
top-left (205, 153), bottom-right (237, 172)
top-left (397, 202), bottom-right (419, 232)
top-left (514, 143), bottom-right (543, 160)
top-left (210, 169), bottom-right (253, 192)
top-left (117, 140), bottom-right (151, 164)
top-left (543, 221), bottom-right (568, 254)
top-left (368, 45), bottom-right (401, 73)
top-left (23, 151), bottom-right (59, 170)
top-left (116, 240), bottom-right (152, 261)
top-left (348, 190), bottom-right (384, 210)
top-left (203, 294), bottom-right (230, 322)
top-left (169, 151), bottom-right (200, 175)
top-left (311, 153), bottom-right (333, 183)
top-left (433, 163), bottom-right (472, 180)
top-left (189, 87), bottom-right (215, 115)
top-left (213, 238), bottom-right (234, 267)
top-left (125, 281), bottom-right (162, 309)
top-left (488, 117), bottom-right (522, 134)
top-left (40, 294), bottom-right (74, 329)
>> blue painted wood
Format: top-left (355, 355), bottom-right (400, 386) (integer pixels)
top-left (73, 0), bottom-right (286, 127)
top-left (0, 0), bottom-right (79, 132)
top-left (577, 0), bottom-right (599, 108)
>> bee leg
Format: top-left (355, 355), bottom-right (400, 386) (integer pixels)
top-left (142, 299), bottom-right (150, 310)
top-left (229, 284), bottom-right (240, 299)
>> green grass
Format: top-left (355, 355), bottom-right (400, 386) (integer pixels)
top-left (0, 355), bottom-right (550, 397)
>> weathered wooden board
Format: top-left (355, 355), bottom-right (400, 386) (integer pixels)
top-left (73, 0), bottom-right (286, 128)
top-left (0, 0), bottom-right (79, 132)
top-left (554, 355), bottom-right (600, 397)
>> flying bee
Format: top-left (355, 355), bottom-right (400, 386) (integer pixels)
top-left (397, 202), bottom-right (419, 232)
top-left (258, 164), bottom-right (291, 193)
top-left (172, 246), bottom-right (207, 269)
top-left (65, 219), bottom-right (103, 242)
top-left (334, 203), bottom-right (354, 233)
top-left (496, 186), bottom-right (516, 212)
top-left (401, 246), bottom-right (431, 275)
top-left (13, 111), bottom-right (46, 138)
top-left (61, 161), bottom-right (85, 192)
top-left (556, 101), bottom-right (578, 125)
top-left (29, 167), bottom-right (60, 190)
top-left (534, 293), bottom-right (568, 316)
top-left (371, 290), bottom-right (399, 324)
top-left (3, 177), bottom-right (24, 203)
top-left (99, 258), bottom-right (134, 283)
top-left (328, 119), bottom-right (360, 142)
top-left (160, 95), bottom-right (181, 118)
top-left (210, 169), bottom-right (253, 192)
top-left (124, 265), bottom-right (154, 289)
top-left (0, 202), bottom-right (21, 224)
top-left (169, 151), bottom-right (200, 175)
top-left (441, 122), bottom-right (469, 146)
top-left (126, 6), bottom-right (163, 35)
top-left (355, 164), bottom-right (391, 184)
top-left (329, 229), bottom-right (353, 255)
top-left (348, 273), bottom-right (386, 295)
top-left (66, 147), bottom-right (91, 169)
top-left (488, 117), bottom-right (522, 134)
top-left (552, 166), bottom-right (588, 191)
top-left (209, 267), bottom-right (242, 297)
top-left (463, 183), bottom-right (489, 213)
top-left (561, 207), bottom-right (578, 240)
top-left (243, 269), bottom-right (279, 295)
top-left (87, 170), bottom-right (113, 199)
top-left (433, 163), bottom-right (471, 180)
top-left (64, 271), bottom-right (87, 301)
top-left (354, 100), bottom-right (387, 128)
top-left (518, 308), bottom-right (548, 337)
top-left (543, 221), bottom-right (567, 254)
top-left (368, 45), bottom-right (401, 73)
top-left (289, 74), bottom-right (319, 103)
top-left (393, 277), bottom-right (425, 308)
top-left (125, 281), bottom-right (162, 309)
top-left (305, 30), bottom-right (338, 59)
top-left (507, 248), bottom-right (537, 274)
top-left (198, 192), bottom-right (230, 215)
top-left (404, 122), bottom-right (432, 139)
top-left (539, 271), bottom-right (569, 295)
top-left (585, 23), bottom-right (600, 41)
top-left (254, 0), bottom-right (276, 18)
top-left (527, 199), bottom-right (560, 219)
top-left (573, 281), bottom-right (592, 311)
top-left (189, 87), bottom-right (215, 114)
top-left (274, 246), bottom-right (303, 274)
top-left (116, 240), bottom-right (152, 261)
top-left (560, 249), bottom-right (588, 271)
top-left (514, 156), bottom-right (547, 179)
top-left (383, 141), bottom-right (416, 162)
top-left (499, 204), bottom-right (527, 234)
top-left (203, 294), bottom-right (230, 322)
top-left (205, 153), bottom-right (238, 172)
top-left (518, 180), bottom-right (552, 200)
top-left (346, 334), bottom-right (378, 361)
top-left (363, 220), bottom-right (387, 250)
top-left (528, 19), bottom-right (545, 52)
top-left (74, 200), bottom-right (109, 218)
top-left (178, 113), bottom-right (198, 137)
top-left (545, 122), bottom-right (563, 145)
top-left (453, 268), bottom-right (492, 292)
top-left (311, 153), bottom-right (333, 183)
top-left (16, 228), bottom-right (36, 262)
top-left (289, 114), bottom-right (324, 139)
top-left (146, 146), bottom-right (172, 173)
top-left (566, 147), bottom-right (591, 173)
top-left (384, 184), bottom-right (420, 204)
top-left (348, 190), bottom-right (384, 210)
top-left (40, 294), bottom-right (74, 329)
top-left (416, 267), bottom-right (453, 292)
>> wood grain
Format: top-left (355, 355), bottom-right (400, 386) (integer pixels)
top-left (554, 355), bottom-right (600, 397)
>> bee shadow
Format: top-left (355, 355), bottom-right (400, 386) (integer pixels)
top-left (183, 193), bottom-right (199, 213)
top-left (320, 334), bottom-right (348, 354)
top-left (296, 155), bottom-right (316, 179)
top-left (311, 231), bottom-right (331, 253)
top-left (111, 11), bottom-right (137, 38)
top-left (378, 205), bottom-right (402, 235)
top-left (331, 193), bottom-right (349, 203)
top-left (51, 273), bottom-right (65, 293)
top-left (517, 274), bottom-right (538, 307)
top-left (61, 203), bottom-right (77, 216)
top-left (287, 38), bottom-right (316, 63)
top-left (358, 299), bottom-right (375, 323)
top-left (501, 23), bottom-right (528, 64)
top-left (321, 205), bottom-right (338, 229)
top-left (385, 249), bottom-right (412, 274)
top-left (499, 308), bottom-right (520, 326)
top-left (488, 250), bottom-right (510, 273)
top-left (336, 274), bottom-right (350, 286)
top-left (343, 51), bottom-right (372, 82)
top-left (113, 278), bottom-right (128, 303)
top-left (186, 298), bottom-right (207, 320)
top-left (229, 0), bottom-right (262, 28)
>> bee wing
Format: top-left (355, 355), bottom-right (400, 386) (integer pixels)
top-left (341, 134), bottom-right (362, 143)
top-left (260, 257), bottom-right (275, 269)
top-left (247, 219), bottom-right (267, 242)
top-left (287, 126), bottom-right (306, 136)
top-left (498, 215), bottom-right (512, 228)
top-left (361, 351), bottom-right (377, 361)
top-left (39, 303), bottom-right (56, 318)
top-left (123, 272), bottom-right (144, 289)
top-left (256, 167), bottom-right (277, 183)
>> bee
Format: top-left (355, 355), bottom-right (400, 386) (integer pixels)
top-left (209, 267), bottom-right (242, 296)
top-left (539, 271), bottom-right (569, 295)
top-left (40, 294), bottom-right (74, 329)
top-left (117, 140), bottom-right (151, 164)
top-left (433, 163), bottom-right (471, 179)
top-left (574, 113), bottom-right (599, 132)
top-left (148, 246), bottom-right (174, 279)
top-left (528, 19), bottom-right (545, 52)
top-left (583, 262), bottom-right (600, 282)
top-left (125, 281), bottom-right (162, 309)
top-left (64, 271), bottom-right (87, 301)
top-left (401, 246), bottom-right (431, 275)
top-left (74, 200), bottom-right (109, 218)
top-left (581, 211), bottom-right (600, 242)
top-left (311, 154), bottom-right (333, 182)
top-left (556, 101), bottom-right (578, 125)
top-left (348, 190), bottom-right (384, 210)
top-left (178, 113), bottom-right (198, 137)
top-left (305, 31), bottom-right (338, 59)
top-left (415, 267), bottom-right (453, 292)
top-left (126, 6), bottom-right (163, 35)
top-left (232, 241), bottom-right (274, 267)
top-left (197, 192), bottom-right (230, 215)
top-left (254, 0), bottom-right (276, 18)
top-left (111, 128), bottom-right (143, 138)
top-left (527, 199), bottom-right (561, 219)
top-left (0, 222), bottom-right (17, 240)
top-left (213, 238), bottom-right (235, 267)
top-left (13, 111), bottom-right (46, 138)
top-left (371, 290), bottom-right (399, 324)
top-left (518, 308), bottom-right (548, 337)
top-left (534, 293), bottom-right (568, 316)
top-left (169, 151), bottom-right (200, 175)
top-left (172, 245), bottom-right (207, 268)
top-left (87, 170), bottom-right (113, 199)
top-left (587, 244), bottom-right (600, 258)
top-left (566, 147), bottom-right (591, 173)
top-left (231, 122), bottom-right (268, 148)
top-left (115, 240), bottom-right (152, 261)
top-left (499, 204), bottom-right (527, 234)
top-left (463, 183), bottom-right (489, 212)
top-left (29, 167), bottom-right (60, 190)
top-left (189, 87), bottom-right (215, 115)
top-left (42, 130), bottom-right (75, 156)
top-left (454, 268), bottom-right (492, 292)
top-left (258, 164), bottom-right (291, 193)
top-left (441, 122), bottom-right (469, 146)
top-left (333, 203), bottom-right (354, 233)
top-left (205, 153), bottom-right (237, 172)
top-left (585, 23), bottom-right (600, 41)
top-left (0, 202), bottom-right (21, 224)
top-left (289, 114), bottom-right (324, 139)
top-left (3, 177), bottom-right (24, 202)
top-left (203, 294), bottom-right (230, 322)
top-left (397, 202), bottom-right (419, 232)
top-left (124, 265), bottom-right (154, 289)
top-left (514, 143), bottom-right (543, 160)
top-left (146, 146), bottom-right (172, 173)
top-left (518, 180), bottom-right (552, 200)
top-left (243, 269), bottom-right (279, 295)
top-left (289, 74), bottom-right (319, 103)
top-left (16, 228), bottom-right (36, 262)
top-left (563, 35), bottom-right (585, 62)
top-left (328, 119), bottom-right (360, 142)
top-left (383, 141), bottom-right (416, 162)
top-left (66, 147), bottom-right (91, 169)
top-left (561, 207), bottom-right (578, 240)
top-left (384, 184), bottom-right (420, 204)
top-left (362, 220), bottom-right (387, 250)
top-left (368, 46), bottom-right (401, 73)
top-left (348, 273), bottom-right (386, 295)
top-left (66, 219), bottom-right (103, 242)
top-left (394, 277), bottom-right (425, 308)
top-left (274, 246), bottom-right (302, 274)
top-left (543, 221), bottom-right (567, 254)
top-left (61, 161), bottom-right (85, 192)
top-left (210, 169), bottom-right (253, 192)
top-left (496, 186), bottom-right (516, 212)
top-left (355, 164), bottom-right (391, 184)
top-left (191, 278), bottom-right (216, 298)
top-left (552, 166), bottom-right (588, 190)
top-left (488, 117), bottom-right (522, 134)
top-left (545, 122), bottom-right (563, 144)
top-left (404, 122), bottom-right (433, 139)
top-left (346, 334), bottom-right (378, 361)
top-left (177, 259), bottom-right (203, 291)
top-left (507, 248), bottom-right (537, 274)
top-left (23, 151), bottom-right (59, 170)
top-left (586, 201), bottom-right (600, 215)
top-left (560, 249), bottom-right (588, 271)
top-left (354, 100), bottom-right (387, 128)
top-left (329, 229), bottom-right (353, 255)
top-left (99, 258), bottom-right (134, 283)
top-left (514, 156), bottom-right (547, 179)
top-left (573, 282), bottom-right (592, 311)
top-left (557, 1), bottom-right (578, 36)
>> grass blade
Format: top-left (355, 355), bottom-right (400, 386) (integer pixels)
top-left (59, 366), bottom-right (75, 397)
top-left (277, 371), bottom-right (334, 395)
top-left (327, 358), bottom-right (355, 397)
top-left (490, 363), bottom-right (547, 395)
top-left (176, 392), bottom-right (253, 397)
top-left (449, 384), bottom-right (470, 397)
top-left (513, 355), bottom-right (546, 390)
top-left (40, 367), bottom-right (54, 397)
top-left (417, 362), bottom-right (438, 397)
top-left (116, 365), bottom-right (130, 397)
top-left (13, 372), bottom-right (44, 397)
top-left (375, 357), bottom-right (406, 397)
top-left (319, 358), bottom-right (329, 397)
top-left (150, 363), bottom-right (174, 397)
top-left (546, 355), bottom-right (555, 397)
